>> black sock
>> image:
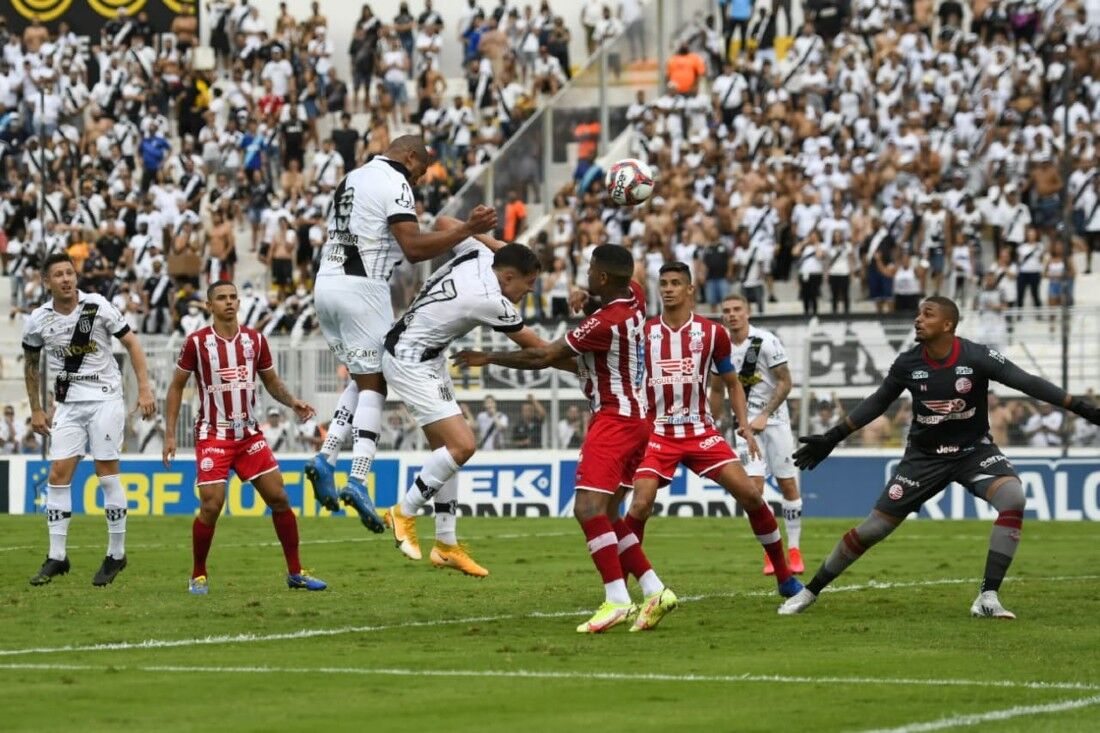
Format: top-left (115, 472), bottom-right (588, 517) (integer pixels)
top-left (806, 570), bottom-right (836, 596)
top-left (981, 550), bottom-right (1012, 593)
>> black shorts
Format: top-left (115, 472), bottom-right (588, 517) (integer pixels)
top-left (272, 258), bottom-right (294, 286)
top-left (875, 442), bottom-right (1018, 518)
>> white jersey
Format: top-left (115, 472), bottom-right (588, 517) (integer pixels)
top-left (384, 241), bottom-right (524, 367)
top-left (728, 325), bottom-right (790, 425)
top-left (21, 291), bottom-right (129, 403)
top-left (316, 155), bottom-right (417, 282)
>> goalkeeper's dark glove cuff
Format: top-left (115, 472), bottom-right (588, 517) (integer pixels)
top-left (823, 423), bottom-right (851, 446)
top-left (1069, 397), bottom-right (1100, 425)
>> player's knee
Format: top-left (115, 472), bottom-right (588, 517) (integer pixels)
top-left (266, 492), bottom-right (291, 513)
top-left (988, 478), bottom-right (1025, 513)
top-left (854, 511), bottom-right (899, 549)
top-left (448, 436), bottom-right (476, 465)
top-left (629, 490), bottom-right (656, 519)
top-left (573, 494), bottom-right (604, 523)
top-left (199, 499), bottom-right (223, 523)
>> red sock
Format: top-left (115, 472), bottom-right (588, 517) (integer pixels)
top-left (612, 518), bottom-right (653, 580)
top-left (580, 515), bottom-right (624, 584)
top-left (624, 513), bottom-right (647, 544)
top-left (272, 509), bottom-right (302, 575)
top-left (192, 517), bottom-right (215, 578)
top-left (747, 505), bottom-right (791, 583)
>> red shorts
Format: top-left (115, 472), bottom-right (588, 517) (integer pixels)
top-left (634, 428), bottom-right (738, 487)
top-left (196, 433), bottom-right (279, 485)
top-left (575, 413), bottom-right (651, 494)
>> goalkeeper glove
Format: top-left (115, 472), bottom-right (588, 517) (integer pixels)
top-left (793, 425), bottom-right (849, 471)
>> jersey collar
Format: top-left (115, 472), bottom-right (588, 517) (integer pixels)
top-left (44, 290), bottom-right (87, 313)
top-left (921, 336), bottom-right (960, 369)
top-left (660, 313), bottom-right (695, 333)
top-left (377, 156), bottom-right (410, 178)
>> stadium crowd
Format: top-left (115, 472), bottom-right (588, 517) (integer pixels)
top-left (1, 0), bottom-right (1099, 454)
top-left (539, 0), bottom-right (1100, 322)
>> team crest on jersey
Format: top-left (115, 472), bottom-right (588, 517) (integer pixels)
top-left (656, 358), bottom-right (695, 375)
top-left (649, 330), bottom-right (663, 341)
top-left (241, 334), bottom-right (255, 360)
top-left (77, 317), bottom-right (92, 333)
top-left (955, 377), bottom-right (972, 394)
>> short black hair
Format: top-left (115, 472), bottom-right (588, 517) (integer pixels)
top-left (591, 244), bottom-right (634, 282)
top-left (924, 295), bottom-right (960, 329)
top-left (207, 280), bottom-right (237, 302)
top-left (659, 261), bottom-right (692, 283)
top-left (43, 252), bottom-right (74, 275)
top-left (492, 243), bottom-right (541, 275)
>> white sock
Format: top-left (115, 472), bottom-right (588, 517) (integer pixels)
top-left (349, 389), bottom-right (384, 482)
top-left (604, 579), bottom-right (631, 604)
top-left (321, 381), bottom-right (359, 466)
top-left (783, 498), bottom-right (803, 550)
top-left (46, 484), bottom-right (72, 561)
top-left (99, 474), bottom-right (127, 559)
top-left (400, 447), bottom-right (460, 516)
top-left (433, 475), bottom-right (458, 545)
top-left (638, 569), bottom-right (664, 597)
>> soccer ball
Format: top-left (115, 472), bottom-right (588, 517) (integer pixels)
top-left (605, 158), bottom-right (655, 206)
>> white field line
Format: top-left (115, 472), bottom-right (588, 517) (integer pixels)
top-left (1, 574), bottom-right (1099, 658)
top-left (854, 694), bottom-right (1100, 732)
top-left (0, 663), bottom-right (1096, 695)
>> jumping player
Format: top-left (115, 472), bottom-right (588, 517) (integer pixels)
top-left (716, 294), bottom-right (806, 574)
top-left (164, 281), bottom-right (327, 595)
top-left (381, 229), bottom-right (546, 577)
top-left (780, 296), bottom-right (1100, 618)
top-left (23, 252), bottom-right (157, 586)
top-left (457, 245), bottom-right (674, 633)
top-left (629, 263), bottom-right (804, 599)
top-left (307, 135), bottom-right (496, 532)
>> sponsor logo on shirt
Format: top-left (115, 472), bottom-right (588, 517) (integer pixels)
top-left (988, 349), bottom-right (1005, 363)
top-left (917, 399), bottom-right (976, 424)
top-left (956, 377), bottom-right (972, 394)
top-left (935, 445), bottom-right (960, 454)
top-left (217, 366), bottom-right (251, 382)
top-left (911, 370), bottom-right (929, 380)
top-left (52, 343), bottom-right (99, 357)
top-left (699, 434), bottom-right (724, 450)
top-left (571, 317), bottom-right (600, 342)
top-left (955, 366), bottom-right (974, 375)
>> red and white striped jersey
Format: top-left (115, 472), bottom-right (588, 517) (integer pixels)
top-left (644, 314), bottom-right (734, 437)
top-left (176, 325), bottom-right (274, 442)
top-left (565, 280), bottom-right (648, 419)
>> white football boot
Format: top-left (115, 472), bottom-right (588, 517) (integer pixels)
top-left (777, 588), bottom-right (817, 615)
top-left (970, 590), bottom-right (1016, 619)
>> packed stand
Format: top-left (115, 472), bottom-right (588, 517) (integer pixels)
top-left (538, 0), bottom-right (1098, 323)
top-left (0, 1), bottom-right (612, 341)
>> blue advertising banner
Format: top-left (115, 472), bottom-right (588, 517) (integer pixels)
top-left (21, 457), bottom-right (401, 518)
top-left (8, 451), bottom-right (1100, 520)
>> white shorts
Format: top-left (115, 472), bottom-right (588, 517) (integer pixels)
top-left (314, 277), bottom-right (393, 375)
top-left (737, 422), bottom-right (798, 480)
top-left (48, 398), bottom-right (126, 461)
top-left (382, 354), bottom-right (462, 427)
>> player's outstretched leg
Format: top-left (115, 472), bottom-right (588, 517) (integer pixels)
top-left (307, 381), bottom-right (357, 511)
top-left (430, 475), bottom-right (488, 577)
top-left (93, 473), bottom-right (128, 587)
top-left (575, 490), bottom-right (635, 633)
top-left (253, 471), bottom-right (327, 591)
top-left (340, 388), bottom-right (386, 532)
top-left (778, 510), bottom-right (900, 615)
top-left (971, 478), bottom-right (1024, 620)
top-left (30, 483), bottom-right (73, 586)
top-left (712, 464), bottom-right (802, 597)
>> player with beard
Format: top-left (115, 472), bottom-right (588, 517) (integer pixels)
top-left (779, 296), bottom-right (1100, 618)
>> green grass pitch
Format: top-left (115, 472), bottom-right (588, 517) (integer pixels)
top-left (1, 515), bottom-right (1098, 732)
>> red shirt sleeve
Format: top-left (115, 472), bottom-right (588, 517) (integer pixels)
top-left (565, 314), bottom-right (613, 354)
top-left (629, 279), bottom-right (646, 314)
top-left (256, 332), bottom-right (274, 371)
top-left (176, 334), bottom-right (197, 372)
top-left (712, 322), bottom-right (732, 363)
